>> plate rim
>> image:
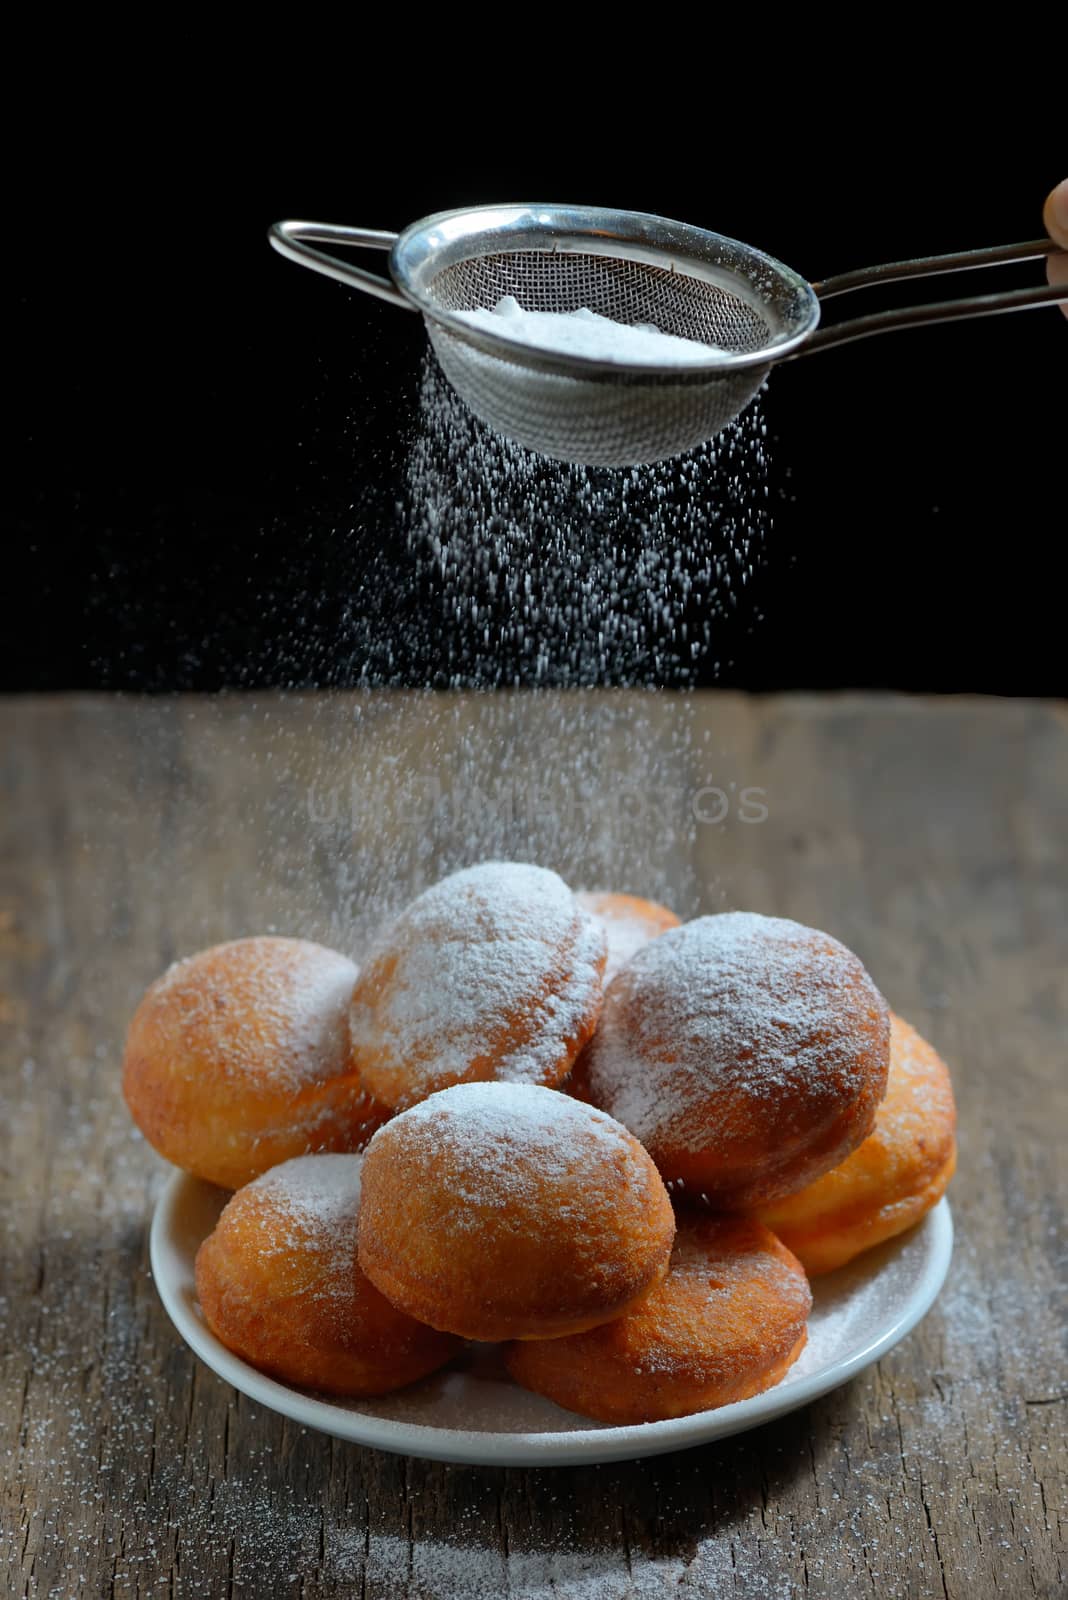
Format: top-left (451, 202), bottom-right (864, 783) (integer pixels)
top-left (150, 1170), bottom-right (953, 1467)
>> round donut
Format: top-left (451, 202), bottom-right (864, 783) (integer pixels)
top-left (349, 862), bottom-right (607, 1110)
top-left (583, 912), bottom-right (890, 1209)
top-left (357, 1081), bottom-right (675, 1341)
top-left (195, 1154), bottom-right (461, 1395)
top-left (575, 891), bottom-right (680, 985)
top-left (123, 936), bottom-right (388, 1190)
top-left (754, 1013), bottom-right (956, 1273)
top-left (505, 1214), bottom-right (812, 1424)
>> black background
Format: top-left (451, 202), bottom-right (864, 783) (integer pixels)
top-left (6, 81), bottom-right (1065, 694)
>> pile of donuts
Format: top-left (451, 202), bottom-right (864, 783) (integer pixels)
top-left (123, 861), bottom-right (956, 1425)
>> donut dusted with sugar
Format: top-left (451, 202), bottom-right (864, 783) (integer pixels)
top-left (349, 861), bottom-right (607, 1110)
top-left (754, 1013), bottom-right (956, 1273)
top-left (505, 1214), bottom-right (812, 1423)
top-left (357, 1081), bottom-right (675, 1341)
top-left (123, 937), bottom-right (387, 1190)
top-left (584, 912), bottom-right (890, 1208)
top-left (195, 1154), bottom-right (461, 1394)
top-left (574, 890), bottom-right (680, 985)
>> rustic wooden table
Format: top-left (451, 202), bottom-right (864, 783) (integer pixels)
top-left (2, 691), bottom-right (1065, 1599)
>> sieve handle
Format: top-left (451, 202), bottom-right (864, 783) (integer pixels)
top-left (268, 221), bottom-right (414, 310)
top-left (802, 238), bottom-right (1065, 354)
top-left (812, 238), bottom-right (1059, 298)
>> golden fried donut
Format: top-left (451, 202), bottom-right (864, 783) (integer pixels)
top-left (583, 912), bottom-right (890, 1209)
top-left (754, 1013), bottom-right (956, 1273)
top-left (357, 1081), bottom-right (675, 1341)
top-left (349, 862), bottom-right (607, 1110)
top-left (123, 937), bottom-right (388, 1189)
top-left (575, 891), bottom-right (681, 984)
top-left (505, 1214), bottom-right (811, 1424)
top-left (195, 1154), bottom-right (461, 1395)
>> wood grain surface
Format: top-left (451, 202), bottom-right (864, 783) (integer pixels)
top-left (1, 691), bottom-right (1065, 1599)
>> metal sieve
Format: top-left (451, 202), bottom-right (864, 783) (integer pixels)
top-left (270, 204), bottom-right (1065, 467)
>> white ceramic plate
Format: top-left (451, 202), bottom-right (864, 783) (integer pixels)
top-left (151, 1173), bottom-right (952, 1466)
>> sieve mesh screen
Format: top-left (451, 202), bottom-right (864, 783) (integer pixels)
top-left (426, 251), bottom-right (773, 355)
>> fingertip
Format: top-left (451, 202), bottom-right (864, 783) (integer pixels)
top-left (1043, 178), bottom-right (1068, 248)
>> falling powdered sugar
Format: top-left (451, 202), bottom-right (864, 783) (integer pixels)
top-left (333, 356), bottom-right (770, 691)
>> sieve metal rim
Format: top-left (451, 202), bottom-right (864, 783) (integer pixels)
top-left (386, 203), bottom-right (820, 383)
